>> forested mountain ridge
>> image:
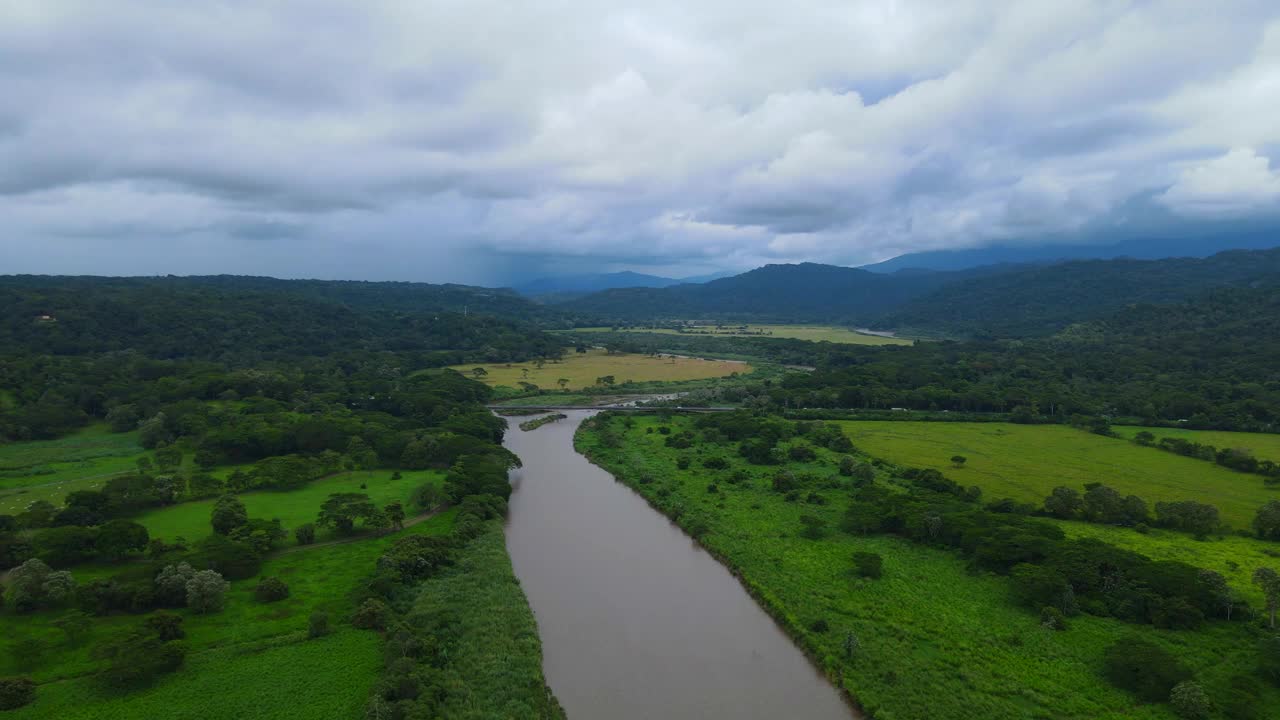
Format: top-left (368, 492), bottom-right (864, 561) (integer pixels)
top-left (876, 247), bottom-right (1280, 337)
top-left (0, 276), bottom-right (563, 363)
top-left (561, 262), bottom-right (1021, 322)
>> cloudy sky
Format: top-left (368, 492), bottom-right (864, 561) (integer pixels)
top-left (3, 1), bottom-right (1280, 284)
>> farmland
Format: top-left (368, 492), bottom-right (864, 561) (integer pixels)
top-left (448, 348), bottom-right (751, 391)
top-left (0, 425), bottom-right (147, 512)
top-left (578, 413), bottom-right (1279, 719)
top-left (569, 324), bottom-right (912, 345)
top-left (1114, 425), bottom-right (1280, 461)
top-left (841, 421), bottom-right (1274, 528)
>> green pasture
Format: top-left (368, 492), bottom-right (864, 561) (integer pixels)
top-left (0, 425), bottom-right (147, 513)
top-left (1115, 425), bottom-right (1280, 460)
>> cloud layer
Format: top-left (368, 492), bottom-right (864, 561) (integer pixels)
top-left (3, 0), bottom-right (1280, 282)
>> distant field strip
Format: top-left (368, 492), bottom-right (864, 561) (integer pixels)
top-left (448, 348), bottom-right (750, 390)
top-left (0, 425), bottom-right (147, 512)
top-left (841, 421), bottom-right (1275, 528)
top-left (1114, 425), bottom-right (1280, 460)
top-left (569, 324), bottom-right (912, 345)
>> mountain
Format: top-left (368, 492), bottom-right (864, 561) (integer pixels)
top-left (876, 247), bottom-right (1280, 337)
top-left (862, 232), bottom-right (1280, 273)
top-left (513, 271), bottom-right (683, 297)
top-left (563, 262), bottom-right (1020, 322)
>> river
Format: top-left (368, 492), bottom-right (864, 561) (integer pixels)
top-left (503, 410), bottom-right (855, 719)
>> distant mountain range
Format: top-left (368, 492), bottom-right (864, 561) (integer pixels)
top-left (512, 270), bottom-right (734, 299)
top-left (861, 232), bottom-right (1280, 273)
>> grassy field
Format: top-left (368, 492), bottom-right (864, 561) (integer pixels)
top-left (579, 415), bottom-right (1278, 719)
top-left (0, 425), bottom-right (147, 513)
top-left (569, 324), bottom-right (912, 346)
top-left (1115, 425), bottom-right (1280, 460)
top-left (133, 469), bottom-right (442, 546)
top-left (842, 421), bottom-right (1275, 528)
top-left (3, 508), bottom-right (458, 718)
top-left (448, 348), bottom-right (751, 391)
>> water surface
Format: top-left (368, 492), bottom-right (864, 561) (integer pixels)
top-left (504, 411), bottom-right (855, 719)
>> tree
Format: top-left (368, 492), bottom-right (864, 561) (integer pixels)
top-left (254, 577), bottom-right (290, 603)
top-left (596, 375), bottom-right (616, 387)
top-left (96, 628), bottom-right (186, 690)
top-left (210, 495), bottom-right (248, 535)
top-left (557, 378), bottom-right (569, 390)
top-left (351, 598), bottom-right (390, 630)
top-left (1102, 637), bottom-right (1192, 701)
top-left (135, 456), bottom-right (153, 475)
top-left (94, 520), bottom-right (149, 560)
top-left (1133, 430), bottom-right (1157, 446)
top-left (1043, 486), bottom-right (1082, 519)
top-left (294, 523), bottom-right (316, 545)
top-left (5, 559), bottom-right (75, 611)
top-left (153, 446), bottom-right (182, 472)
top-left (1260, 635), bottom-right (1280, 687)
top-left (52, 610), bottom-right (93, 647)
top-left (155, 562), bottom-right (197, 606)
top-left (346, 437), bottom-right (378, 474)
top-left (145, 611), bottom-right (186, 641)
top-left (318, 493), bottom-right (379, 534)
top-left (852, 551), bottom-right (883, 579)
top-left (799, 514), bottom-right (827, 539)
top-left (950, 455), bottom-right (967, 468)
top-left (186, 570), bottom-right (230, 614)
top-left (1254, 500), bottom-right (1280, 541)
top-left (1083, 484), bottom-right (1125, 524)
top-left (0, 678), bottom-right (35, 711)
top-left (1254, 567), bottom-right (1280, 629)
top-left (1009, 563), bottom-right (1071, 611)
top-left (1197, 569), bottom-right (1239, 621)
top-left (1169, 681), bottom-right (1211, 720)
top-left (309, 610), bottom-right (330, 638)
top-left (470, 367), bottom-right (488, 378)
top-left (384, 502), bottom-right (405, 531)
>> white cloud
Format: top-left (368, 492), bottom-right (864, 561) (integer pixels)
top-left (1, 0), bottom-right (1280, 281)
top-left (1160, 148), bottom-right (1280, 216)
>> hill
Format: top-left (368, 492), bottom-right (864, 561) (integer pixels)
top-left (876, 247), bottom-right (1280, 337)
top-left (862, 231), bottom-right (1280, 273)
top-left (513, 271), bottom-right (683, 297)
top-left (0, 275), bottom-right (563, 362)
top-left (562, 262), bottom-right (1019, 323)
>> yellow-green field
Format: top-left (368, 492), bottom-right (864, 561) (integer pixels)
top-left (1115, 425), bottom-right (1280, 459)
top-left (841, 421), bottom-right (1275, 528)
top-left (570, 324), bottom-right (912, 345)
top-left (449, 348), bottom-right (751, 390)
top-left (0, 425), bottom-right (148, 513)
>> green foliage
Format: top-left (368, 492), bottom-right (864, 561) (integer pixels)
top-left (294, 522), bottom-right (316, 545)
top-left (350, 599), bottom-right (390, 631)
top-left (851, 551), bottom-right (882, 579)
top-left (1169, 681), bottom-right (1211, 719)
top-left (317, 493), bottom-right (380, 535)
top-left (96, 628), bottom-right (187, 691)
top-left (253, 577), bottom-right (290, 603)
top-left (1102, 637), bottom-right (1192, 702)
top-left (210, 495), bottom-right (247, 536)
top-left (185, 570), bottom-right (230, 614)
top-left (0, 678), bottom-right (35, 711)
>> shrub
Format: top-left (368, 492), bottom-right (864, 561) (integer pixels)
top-left (1149, 596), bottom-right (1204, 630)
top-left (788, 445), bottom-right (817, 462)
top-left (702, 456), bottom-right (729, 470)
top-left (676, 457), bottom-right (691, 470)
top-left (1103, 637), bottom-right (1192, 701)
top-left (97, 630), bottom-right (186, 690)
top-left (309, 610), bottom-right (330, 638)
top-left (706, 483), bottom-right (719, 494)
top-left (145, 611), bottom-right (185, 641)
top-left (852, 552), bottom-right (883, 579)
top-left (0, 677), bottom-right (35, 710)
top-left (809, 619), bottom-right (829, 633)
top-left (1169, 681), bottom-right (1211, 719)
top-left (254, 577), bottom-right (290, 603)
top-left (1260, 634), bottom-right (1280, 686)
top-left (799, 515), bottom-right (827, 540)
top-left (294, 523), bottom-right (316, 545)
top-left (352, 598), bottom-right (391, 630)
top-left (1040, 606), bottom-right (1069, 631)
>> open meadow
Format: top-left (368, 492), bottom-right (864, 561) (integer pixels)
top-left (0, 425), bottom-right (147, 512)
top-left (448, 347), bottom-right (751, 390)
top-left (841, 421), bottom-right (1275, 528)
top-left (569, 324), bottom-right (912, 345)
top-left (133, 469), bottom-right (442, 546)
top-left (578, 414), bottom-right (1279, 719)
top-left (1114, 425), bottom-right (1280, 460)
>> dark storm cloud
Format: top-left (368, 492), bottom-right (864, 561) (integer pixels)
top-left (2, 0), bottom-right (1280, 282)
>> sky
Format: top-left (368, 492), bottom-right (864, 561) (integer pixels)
top-left (2, 1), bottom-right (1280, 285)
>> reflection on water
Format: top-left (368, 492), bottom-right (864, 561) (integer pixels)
top-left (503, 411), bottom-right (855, 720)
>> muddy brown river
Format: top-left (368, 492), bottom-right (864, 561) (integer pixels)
top-left (503, 411), bottom-right (855, 719)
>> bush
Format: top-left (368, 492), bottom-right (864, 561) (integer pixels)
top-left (294, 523), bottom-right (316, 545)
top-left (97, 630), bottom-right (186, 690)
top-left (254, 577), bottom-right (290, 603)
top-left (852, 552), bottom-right (883, 579)
top-left (186, 570), bottom-right (230, 614)
top-left (809, 619), bottom-right (829, 633)
top-left (1040, 606), bottom-right (1069, 631)
top-left (145, 611), bottom-right (185, 641)
top-left (0, 677), bottom-right (35, 710)
top-left (1169, 681), bottom-right (1211, 719)
top-left (702, 456), bottom-right (729, 470)
top-left (1149, 596), bottom-right (1204, 630)
top-left (352, 598), bottom-right (391, 630)
top-left (798, 515), bottom-right (827, 540)
top-left (1260, 634), bottom-right (1280, 686)
top-left (676, 457), bottom-right (691, 470)
top-left (309, 610), bottom-right (330, 638)
top-left (1103, 637), bottom-right (1192, 702)
top-left (788, 445), bottom-right (817, 462)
